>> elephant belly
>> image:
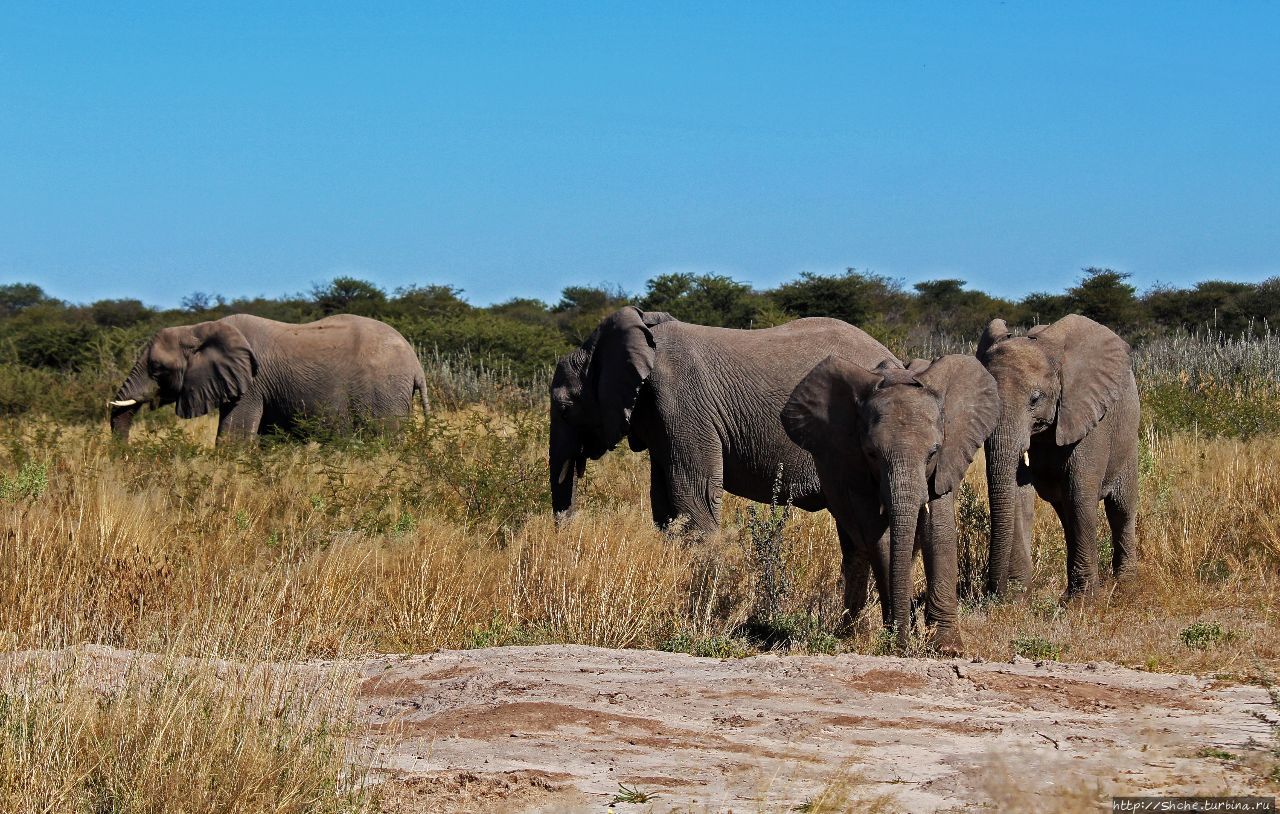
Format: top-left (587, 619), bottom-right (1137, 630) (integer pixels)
top-left (722, 454), bottom-right (825, 511)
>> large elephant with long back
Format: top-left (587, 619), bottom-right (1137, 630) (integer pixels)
top-left (109, 314), bottom-right (428, 443)
top-left (549, 307), bottom-right (899, 541)
top-left (978, 314), bottom-right (1140, 598)
top-left (780, 355), bottom-right (998, 651)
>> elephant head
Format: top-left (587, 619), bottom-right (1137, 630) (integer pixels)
top-left (109, 320), bottom-right (257, 440)
top-left (977, 314), bottom-right (1132, 594)
top-left (549, 307), bottom-right (675, 520)
top-left (781, 354), bottom-right (998, 647)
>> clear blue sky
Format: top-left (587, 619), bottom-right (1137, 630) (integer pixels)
top-left (2, 2), bottom-right (1277, 308)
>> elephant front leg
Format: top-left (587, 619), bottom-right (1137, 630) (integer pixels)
top-left (1053, 491), bottom-right (1102, 598)
top-left (663, 448), bottom-right (724, 537)
top-left (921, 492), bottom-right (962, 655)
top-left (647, 450), bottom-right (676, 529)
top-left (216, 397), bottom-right (264, 445)
top-left (835, 524), bottom-right (872, 632)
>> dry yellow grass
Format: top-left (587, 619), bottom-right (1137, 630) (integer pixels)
top-left (1, 408), bottom-right (1279, 808)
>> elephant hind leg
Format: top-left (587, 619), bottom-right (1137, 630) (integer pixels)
top-left (1104, 483), bottom-right (1138, 580)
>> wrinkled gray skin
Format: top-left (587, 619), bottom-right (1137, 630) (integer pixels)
top-left (549, 309), bottom-right (900, 595)
top-left (110, 314), bottom-right (428, 443)
top-left (781, 355), bottom-right (998, 651)
top-left (978, 314), bottom-right (1140, 598)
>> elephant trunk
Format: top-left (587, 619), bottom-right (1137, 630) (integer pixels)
top-left (108, 355), bottom-right (156, 442)
top-left (886, 455), bottom-right (925, 650)
top-left (985, 419), bottom-right (1028, 596)
top-left (550, 411), bottom-right (584, 521)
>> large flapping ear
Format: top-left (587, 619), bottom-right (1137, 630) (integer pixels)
top-left (177, 320), bottom-right (257, 418)
top-left (780, 355), bottom-right (882, 456)
top-left (587, 306), bottom-right (660, 449)
top-left (917, 355), bottom-right (999, 495)
top-left (1037, 314), bottom-right (1132, 446)
top-left (976, 318), bottom-right (1013, 361)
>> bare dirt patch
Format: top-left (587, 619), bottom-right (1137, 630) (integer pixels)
top-left (355, 646), bottom-right (1279, 812)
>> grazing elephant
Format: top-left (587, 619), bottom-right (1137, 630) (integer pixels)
top-left (781, 355), bottom-right (998, 651)
top-left (109, 314), bottom-right (428, 443)
top-left (548, 307), bottom-right (900, 541)
top-left (978, 314), bottom-right (1140, 598)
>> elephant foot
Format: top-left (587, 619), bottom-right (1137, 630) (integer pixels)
top-left (927, 626), bottom-right (964, 658)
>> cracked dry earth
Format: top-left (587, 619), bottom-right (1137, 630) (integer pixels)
top-left (362, 645), bottom-right (1278, 812)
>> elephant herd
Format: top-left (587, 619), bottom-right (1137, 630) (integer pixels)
top-left (550, 307), bottom-right (1140, 653)
top-left (109, 307), bottom-right (1140, 654)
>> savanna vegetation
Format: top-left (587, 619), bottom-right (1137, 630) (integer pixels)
top-left (2, 268), bottom-right (1279, 809)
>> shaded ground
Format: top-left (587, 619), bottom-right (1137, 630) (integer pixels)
top-left (357, 645), bottom-right (1278, 812)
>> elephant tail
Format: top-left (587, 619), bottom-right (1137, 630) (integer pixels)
top-left (413, 367), bottom-right (430, 417)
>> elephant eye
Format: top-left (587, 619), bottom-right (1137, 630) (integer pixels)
top-left (927, 443), bottom-right (940, 459)
top-left (1029, 390), bottom-right (1042, 406)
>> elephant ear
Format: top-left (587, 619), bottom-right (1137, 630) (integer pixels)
top-left (1039, 314), bottom-right (1132, 446)
top-left (177, 321), bottom-right (257, 418)
top-left (917, 355), bottom-right (999, 496)
top-left (587, 306), bottom-right (660, 450)
top-left (781, 355), bottom-right (881, 456)
top-left (640, 310), bottom-right (677, 328)
top-left (905, 357), bottom-right (931, 373)
top-left (976, 318), bottom-right (1013, 361)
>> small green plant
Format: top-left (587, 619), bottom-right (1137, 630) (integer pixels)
top-left (0, 459), bottom-right (47, 500)
top-left (1012, 635), bottom-right (1063, 661)
top-left (1196, 557), bottom-right (1232, 584)
top-left (955, 481), bottom-right (990, 603)
top-left (1196, 746), bottom-right (1237, 761)
top-left (744, 612), bottom-right (839, 654)
top-left (745, 465), bottom-right (793, 625)
top-left (1180, 621), bottom-right (1227, 650)
top-left (611, 783), bottom-right (659, 804)
top-left (658, 632), bottom-right (751, 660)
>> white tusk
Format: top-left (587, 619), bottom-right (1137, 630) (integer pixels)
top-left (108, 399), bottom-right (138, 407)
top-left (557, 459), bottom-right (572, 485)
top-left (924, 502), bottom-right (931, 515)
top-left (1023, 450), bottom-right (1030, 466)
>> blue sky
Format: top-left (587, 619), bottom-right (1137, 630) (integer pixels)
top-left (2, 2), bottom-right (1277, 308)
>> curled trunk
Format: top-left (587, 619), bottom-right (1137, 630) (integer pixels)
top-left (886, 457), bottom-right (924, 649)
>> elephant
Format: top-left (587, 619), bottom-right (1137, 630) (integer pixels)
top-left (781, 354), bottom-right (998, 651)
top-left (108, 314), bottom-right (428, 443)
top-left (978, 314), bottom-right (1140, 598)
top-left (549, 307), bottom-right (902, 541)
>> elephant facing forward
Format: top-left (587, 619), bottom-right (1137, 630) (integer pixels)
top-left (781, 355), bottom-right (998, 652)
top-left (109, 314), bottom-right (428, 443)
top-left (978, 314), bottom-right (1140, 598)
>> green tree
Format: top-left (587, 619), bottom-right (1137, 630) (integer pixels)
top-left (1066, 268), bottom-right (1139, 331)
top-left (770, 268), bottom-right (908, 328)
top-left (311, 277), bottom-right (387, 316)
top-left (392, 284), bottom-right (470, 319)
top-left (639, 272), bottom-right (762, 328)
top-left (0, 283), bottom-right (50, 317)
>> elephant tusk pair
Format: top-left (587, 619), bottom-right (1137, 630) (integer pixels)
top-left (108, 399), bottom-right (138, 407)
top-left (557, 459), bottom-right (572, 485)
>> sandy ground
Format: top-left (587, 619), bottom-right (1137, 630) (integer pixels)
top-left (359, 645), bottom-right (1278, 812)
top-left (5, 643), bottom-right (1276, 812)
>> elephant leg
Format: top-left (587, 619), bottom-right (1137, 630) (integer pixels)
top-left (1054, 492), bottom-right (1101, 598)
top-left (836, 524), bottom-right (872, 630)
top-left (216, 397), bottom-right (263, 444)
top-left (665, 445), bottom-right (724, 536)
top-left (647, 449), bottom-right (676, 529)
top-left (1104, 480), bottom-right (1138, 580)
top-left (867, 527), bottom-right (893, 627)
top-left (922, 493), bottom-right (961, 654)
top-left (1009, 462), bottom-right (1036, 586)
